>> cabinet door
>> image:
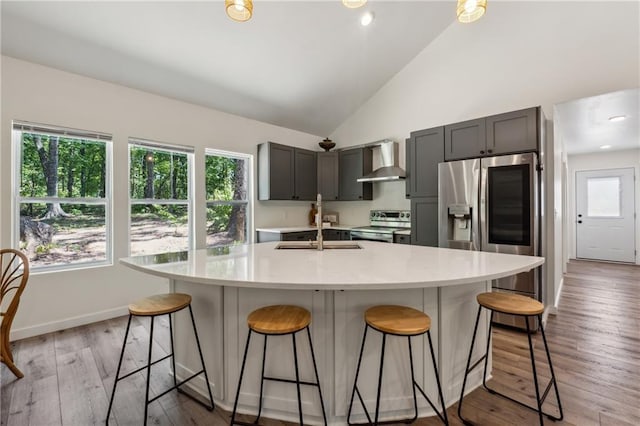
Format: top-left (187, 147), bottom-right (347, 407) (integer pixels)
top-left (338, 148), bottom-right (373, 201)
top-left (294, 148), bottom-right (317, 200)
top-left (486, 107), bottom-right (538, 155)
top-left (340, 230), bottom-right (351, 240)
top-left (444, 118), bottom-right (486, 161)
top-left (258, 142), bottom-right (294, 200)
top-left (317, 152), bottom-right (339, 201)
top-left (322, 229), bottom-right (341, 241)
top-left (282, 231), bottom-right (316, 241)
top-left (407, 127), bottom-right (444, 198)
top-left (411, 197), bottom-right (438, 247)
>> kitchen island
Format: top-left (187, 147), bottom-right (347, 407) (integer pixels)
top-left (121, 241), bottom-right (543, 425)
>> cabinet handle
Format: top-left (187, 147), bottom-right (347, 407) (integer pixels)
top-left (480, 150), bottom-right (485, 155)
top-left (487, 149), bottom-right (493, 154)
top-left (358, 196), bottom-right (362, 199)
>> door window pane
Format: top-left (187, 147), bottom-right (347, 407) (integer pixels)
top-left (587, 177), bottom-right (620, 217)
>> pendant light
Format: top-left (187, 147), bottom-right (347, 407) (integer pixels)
top-left (342, 0), bottom-right (367, 9)
top-left (226, 0), bottom-right (253, 22)
top-left (457, 0), bottom-right (487, 23)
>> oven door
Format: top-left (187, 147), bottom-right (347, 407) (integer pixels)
top-left (350, 230), bottom-right (393, 243)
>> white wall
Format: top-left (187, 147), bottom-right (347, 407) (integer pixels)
top-left (0, 56), bottom-right (325, 339)
top-left (567, 149), bottom-right (640, 265)
top-left (329, 1), bottom-right (639, 309)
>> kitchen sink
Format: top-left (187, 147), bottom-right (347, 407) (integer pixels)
top-left (275, 242), bottom-right (362, 250)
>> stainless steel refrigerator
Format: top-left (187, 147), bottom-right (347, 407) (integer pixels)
top-left (438, 152), bottom-right (542, 330)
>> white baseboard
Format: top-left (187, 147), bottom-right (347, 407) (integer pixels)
top-left (10, 305), bottom-right (129, 341)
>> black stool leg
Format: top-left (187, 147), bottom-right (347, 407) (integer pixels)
top-left (348, 325), bottom-right (373, 425)
top-left (187, 305), bottom-right (215, 410)
top-left (426, 330), bottom-right (449, 425)
top-left (292, 332), bottom-right (304, 425)
top-left (143, 316), bottom-right (155, 426)
top-left (407, 336), bottom-right (419, 422)
top-left (230, 329), bottom-right (252, 425)
top-left (169, 313), bottom-right (177, 389)
top-left (481, 311), bottom-right (495, 390)
top-left (106, 314), bottom-right (133, 425)
top-left (255, 334), bottom-right (268, 422)
top-left (306, 326), bottom-right (328, 426)
top-left (458, 304), bottom-right (483, 425)
top-left (526, 316), bottom-right (545, 426)
top-left (374, 332), bottom-right (387, 425)
top-left (538, 314), bottom-right (564, 421)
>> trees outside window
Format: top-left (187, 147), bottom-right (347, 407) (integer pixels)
top-left (129, 140), bottom-right (193, 256)
top-left (206, 150), bottom-right (251, 247)
top-left (14, 122), bottom-right (111, 270)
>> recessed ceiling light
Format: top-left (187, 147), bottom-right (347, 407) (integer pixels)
top-left (360, 11), bottom-right (374, 26)
top-left (608, 115), bottom-right (626, 122)
top-left (600, 145), bottom-right (612, 149)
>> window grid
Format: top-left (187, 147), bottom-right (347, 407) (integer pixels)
top-left (13, 123), bottom-right (113, 272)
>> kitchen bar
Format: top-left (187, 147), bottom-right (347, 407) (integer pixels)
top-left (120, 242), bottom-right (543, 425)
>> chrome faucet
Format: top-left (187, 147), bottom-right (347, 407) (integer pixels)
top-left (316, 193), bottom-right (323, 251)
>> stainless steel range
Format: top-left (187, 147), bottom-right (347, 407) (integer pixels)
top-left (351, 210), bottom-right (411, 243)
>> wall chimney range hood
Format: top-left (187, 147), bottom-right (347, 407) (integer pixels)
top-left (357, 140), bottom-right (406, 182)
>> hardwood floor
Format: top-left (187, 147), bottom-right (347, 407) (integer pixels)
top-left (2, 260), bottom-right (638, 425)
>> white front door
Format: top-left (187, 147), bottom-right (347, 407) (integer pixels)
top-left (576, 168), bottom-right (636, 262)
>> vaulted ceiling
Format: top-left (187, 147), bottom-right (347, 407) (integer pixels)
top-left (1, 1), bottom-right (455, 136)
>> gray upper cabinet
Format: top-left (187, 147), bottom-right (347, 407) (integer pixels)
top-left (294, 148), bottom-right (318, 200)
top-left (339, 148), bottom-right (373, 201)
top-left (444, 118), bottom-right (486, 161)
top-left (317, 152), bottom-right (339, 201)
top-left (444, 106), bottom-right (539, 161)
top-left (258, 142), bottom-right (317, 200)
top-left (406, 126), bottom-right (444, 198)
top-left (486, 107), bottom-right (538, 155)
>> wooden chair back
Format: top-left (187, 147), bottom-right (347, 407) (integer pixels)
top-left (1, 248), bottom-right (30, 378)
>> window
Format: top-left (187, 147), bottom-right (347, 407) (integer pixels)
top-left (587, 176), bottom-right (621, 217)
top-left (129, 139), bottom-right (193, 256)
top-left (14, 121), bottom-right (112, 270)
top-left (205, 149), bottom-right (251, 247)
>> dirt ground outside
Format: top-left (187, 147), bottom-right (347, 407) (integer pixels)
top-left (25, 217), bottom-right (236, 268)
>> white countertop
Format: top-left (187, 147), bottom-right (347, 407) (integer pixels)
top-left (120, 242), bottom-right (543, 291)
top-left (256, 225), bottom-right (361, 233)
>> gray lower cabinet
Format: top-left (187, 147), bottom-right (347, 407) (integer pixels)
top-left (258, 142), bottom-right (317, 200)
top-left (257, 229), bottom-right (349, 243)
top-left (444, 107), bottom-right (539, 161)
top-left (406, 126), bottom-right (444, 198)
top-left (317, 152), bottom-right (339, 201)
top-left (411, 197), bottom-right (438, 247)
top-left (393, 234), bottom-right (411, 245)
top-left (339, 148), bottom-right (373, 201)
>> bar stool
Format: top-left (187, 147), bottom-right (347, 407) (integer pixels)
top-left (458, 292), bottom-right (563, 425)
top-left (347, 305), bottom-right (448, 425)
top-left (106, 293), bottom-right (214, 425)
top-left (230, 305), bottom-right (327, 426)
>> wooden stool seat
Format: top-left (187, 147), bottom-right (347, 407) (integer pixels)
top-left (476, 292), bottom-right (544, 316)
top-left (365, 305), bottom-right (431, 335)
top-left (128, 293), bottom-right (192, 316)
top-left (247, 305), bottom-right (311, 335)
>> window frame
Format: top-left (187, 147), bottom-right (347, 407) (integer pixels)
top-left (205, 148), bottom-right (253, 247)
top-left (128, 138), bottom-right (195, 256)
top-left (12, 121), bottom-right (113, 272)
